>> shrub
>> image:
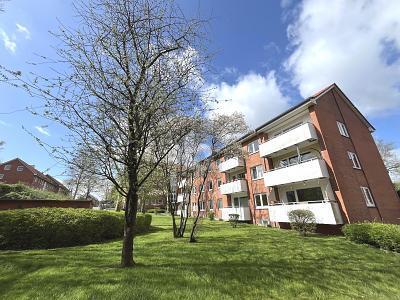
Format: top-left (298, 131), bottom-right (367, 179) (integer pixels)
top-left (228, 213), bottom-right (239, 228)
top-left (0, 183), bottom-right (70, 200)
top-left (0, 208), bottom-right (152, 250)
top-left (208, 211), bottom-right (215, 221)
top-left (343, 222), bottom-right (400, 252)
top-left (288, 209), bottom-right (316, 236)
top-left (146, 208), bottom-right (165, 214)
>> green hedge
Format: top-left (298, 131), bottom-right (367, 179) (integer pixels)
top-left (0, 183), bottom-right (70, 200)
top-left (0, 208), bottom-right (152, 250)
top-left (342, 222), bottom-right (400, 252)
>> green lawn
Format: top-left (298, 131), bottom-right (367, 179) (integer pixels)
top-left (0, 216), bottom-right (399, 299)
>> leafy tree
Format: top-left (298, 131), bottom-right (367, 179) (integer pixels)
top-left (288, 209), bottom-right (316, 236)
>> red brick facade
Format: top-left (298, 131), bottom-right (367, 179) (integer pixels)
top-left (184, 84), bottom-right (400, 232)
top-left (0, 158), bottom-right (69, 194)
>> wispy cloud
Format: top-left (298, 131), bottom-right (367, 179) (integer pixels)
top-left (0, 120), bottom-right (11, 127)
top-left (16, 23), bottom-right (30, 39)
top-left (0, 28), bottom-right (16, 53)
top-left (35, 125), bottom-right (50, 136)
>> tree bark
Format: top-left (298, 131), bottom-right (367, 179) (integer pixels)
top-left (121, 186), bottom-right (138, 267)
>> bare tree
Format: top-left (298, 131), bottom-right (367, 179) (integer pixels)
top-left (189, 113), bottom-right (249, 242)
top-left (376, 139), bottom-right (400, 178)
top-left (1, 0), bottom-right (210, 267)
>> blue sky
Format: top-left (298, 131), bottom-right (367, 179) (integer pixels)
top-left (0, 0), bottom-right (400, 181)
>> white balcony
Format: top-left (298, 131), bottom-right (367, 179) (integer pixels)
top-left (221, 207), bottom-right (251, 221)
top-left (264, 158), bottom-right (329, 187)
top-left (260, 123), bottom-right (318, 157)
top-left (267, 201), bottom-right (343, 224)
top-left (218, 157), bottom-right (245, 173)
top-left (177, 194), bottom-right (184, 203)
top-left (220, 179), bottom-right (248, 195)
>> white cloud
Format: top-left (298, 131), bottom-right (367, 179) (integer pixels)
top-left (209, 71), bottom-right (291, 128)
top-left (285, 0), bottom-right (400, 115)
top-left (0, 29), bottom-right (16, 53)
top-left (35, 126), bottom-right (50, 136)
top-left (16, 23), bottom-right (30, 39)
top-left (0, 120), bottom-right (11, 127)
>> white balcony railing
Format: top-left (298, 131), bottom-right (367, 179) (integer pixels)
top-left (218, 157), bottom-right (245, 173)
top-left (221, 207), bottom-right (251, 221)
top-left (260, 123), bottom-right (318, 157)
top-left (264, 158), bottom-right (329, 187)
top-left (267, 200), bottom-right (343, 224)
top-left (219, 179), bottom-right (248, 195)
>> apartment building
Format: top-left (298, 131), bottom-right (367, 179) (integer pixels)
top-left (179, 84), bottom-right (400, 232)
top-left (0, 158), bottom-right (69, 194)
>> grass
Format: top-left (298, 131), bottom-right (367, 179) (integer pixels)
top-left (0, 216), bottom-right (399, 299)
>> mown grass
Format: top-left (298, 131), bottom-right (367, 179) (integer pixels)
top-left (0, 215), bottom-right (399, 299)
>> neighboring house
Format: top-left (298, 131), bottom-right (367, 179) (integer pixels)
top-left (183, 84), bottom-right (400, 232)
top-left (0, 158), bottom-right (69, 195)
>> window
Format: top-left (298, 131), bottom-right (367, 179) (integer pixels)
top-left (279, 152), bottom-right (316, 167)
top-left (209, 199), bottom-right (214, 210)
top-left (217, 199), bottom-right (222, 209)
top-left (233, 197), bottom-right (239, 208)
top-left (208, 181), bottom-right (213, 191)
top-left (296, 187), bottom-right (324, 202)
top-left (200, 184), bottom-right (204, 193)
top-left (247, 140), bottom-right (259, 154)
top-left (217, 178), bottom-right (222, 188)
top-left (199, 201), bottom-right (205, 211)
top-left (4, 164), bottom-right (11, 170)
top-left (254, 194), bottom-right (268, 208)
top-left (0, 174), bottom-right (4, 179)
top-left (361, 187), bottom-right (375, 207)
top-left (227, 198), bottom-right (232, 208)
top-left (286, 191), bottom-right (296, 203)
top-left (16, 166), bottom-right (24, 172)
top-left (216, 159), bottom-right (222, 166)
top-left (348, 151), bottom-right (361, 169)
top-left (251, 165), bottom-right (264, 180)
top-left (337, 121), bottom-right (349, 137)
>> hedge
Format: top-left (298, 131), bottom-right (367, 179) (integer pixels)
top-left (0, 208), bottom-right (152, 250)
top-left (0, 183), bottom-right (70, 200)
top-left (342, 222), bottom-right (400, 252)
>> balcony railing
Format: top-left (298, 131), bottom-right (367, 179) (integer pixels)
top-left (260, 122), bottom-right (318, 157)
top-left (219, 179), bottom-right (248, 195)
top-left (264, 158), bottom-right (329, 187)
top-left (267, 200), bottom-right (343, 224)
top-left (218, 157), bottom-right (245, 173)
top-left (221, 207), bottom-right (251, 221)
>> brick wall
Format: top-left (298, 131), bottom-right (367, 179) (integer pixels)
top-left (311, 89), bottom-right (400, 224)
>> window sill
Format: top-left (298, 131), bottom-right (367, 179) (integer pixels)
top-left (255, 206), bottom-right (268, 210)
top-left (352, 167), bottom-right (362, 170)
top-left (248, 150), bottom-right (260, 156)
top-left (366, 205), bottom-right (376, 208)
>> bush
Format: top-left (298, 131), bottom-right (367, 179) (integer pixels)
top-left (0, 208), bottom-right (152, 250)
top-left (228, 214), bottom-right (239, 228)
top-left (288, 209), bottom-right (316, 236)
top-left (0, 183), bottom-right (70, 200)
top-left (343, 222), bottom-right (400, 252)
top-left (208, 211), bottom-right (215, 221)
top-left (146, 208), bottom-right (165, 214)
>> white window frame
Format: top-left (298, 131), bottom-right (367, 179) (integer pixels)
top-left (247, 140), bottom-right (260, 154)
top-left (348, 151), bottom-right (361, 169)
top-left (254, 193), bottom-right (268, 208)
top-left (361, 186), bottom-right (375, 207)
top-left (16, 166), bottom-right (24, 172)
top-left (208, 181), bottom-right (213, 191)
top-left (4, 164), bottom-right (11, 171)
top-left (337, 121), bottom-right (349, 137)
top-left (251, 165), bottom-right (264, 180)
top-left (209, 199), bottom-right (214, 210)
top-left (217, 178), bottom-right (222, 189)
top-left (0, 174), bottom-right (4, 179)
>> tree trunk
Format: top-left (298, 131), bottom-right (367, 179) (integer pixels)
top-left (121, 186), bottom-right (138, 267)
